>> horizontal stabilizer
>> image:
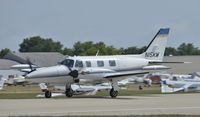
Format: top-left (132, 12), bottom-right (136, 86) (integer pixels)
top-left (150, 61), bottom-right (191, 64)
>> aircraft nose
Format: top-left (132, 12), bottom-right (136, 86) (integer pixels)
top-left (26, 65), bottom-right (70, 78)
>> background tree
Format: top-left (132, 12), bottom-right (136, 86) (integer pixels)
top-left (164, 47), bottom-right (178, 56)
top-left (18, 36), bottom-right (200, 56)
top-left (0, 48), bottom-right (11, 58)
top-left (62, 47), bottom-right (74, 56)
top-left (121, 46), bottom-right (146, 55)
top-left (72, 41), bottom-right (121, 56)
top-left (19, 36), bottom-right (63, 52)
top-left (177, 43), bottom-right (200, 55)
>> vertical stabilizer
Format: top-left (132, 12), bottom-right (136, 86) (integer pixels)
top-left (161, 79), bottom-right (174, 93)
top-left (141, 28), bottom-right (170, 62)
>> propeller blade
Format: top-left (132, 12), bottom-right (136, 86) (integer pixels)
top-left (68, 70), bottom-right (78, 78)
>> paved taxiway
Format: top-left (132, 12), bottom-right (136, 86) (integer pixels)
top-left (0, 94), bottom-right (200, 116)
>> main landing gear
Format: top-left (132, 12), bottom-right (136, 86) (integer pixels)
top-left (109, 80), bottom-right (119, 98)
top-left (110, 88), bottom-right (118, 98)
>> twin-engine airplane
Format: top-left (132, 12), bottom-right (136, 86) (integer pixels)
top-left (25, 28), bottom-right (170, 98)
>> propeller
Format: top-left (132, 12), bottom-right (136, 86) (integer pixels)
top-left (67, 66), bottom-right (79, 78)
top-left (65, 65), bottom-right (79, 83)
top-left (26, 58), bottom-right (36, 73)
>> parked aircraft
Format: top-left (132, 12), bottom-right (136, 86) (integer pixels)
top-left (100, 76), bottom-right (152, 87)
top-left (25, 28), bottom-right (171, 98)
top-left (37, 83), bottom-right (112, 98)
top-left (11, 63), bottom-right (38, 73)
top-left (161, 73), bottom-right (200, 93)
top-left (6, 75), bottom-right (27, 86)
top-left (0, 75), bottom-right (5, 90)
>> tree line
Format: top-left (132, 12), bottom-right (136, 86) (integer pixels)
top-left (1, 36), bottom-right (200, 58)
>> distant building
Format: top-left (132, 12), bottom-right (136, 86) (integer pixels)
top-left (0, 52), bottom-right (65, 79)
top-left (0, 59), bottom-right (22, 79)
top-left (164, 56), bottom-right (200, 74)
top-left (3, 52), bottom-right (64, 67)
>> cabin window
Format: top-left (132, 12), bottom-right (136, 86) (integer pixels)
top-left (86, 61), bottom-right (91, 67)
top-left (60, 59), bottom-right (74, 68)
top-left (109, 60), bottom-right (116, 67)
top-left (172, 76), bottom-right (178, 81)
top-left (75, 60), bottom-right (83, 68)
top-left (97, 61), bottom-right (104, 67)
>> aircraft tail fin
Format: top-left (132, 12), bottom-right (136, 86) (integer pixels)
top-left (141, 28), bottom-right (170, 62)
top-left (161, 80), bottom-right (174, 93)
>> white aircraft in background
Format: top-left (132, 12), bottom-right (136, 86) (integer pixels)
top-left (6, 75), bottom-right (27, 86)
top-left (11, 64), bottom-right (38, 73)
top-left (161, 73), bottom-right (200, 93)
top-left (25, 28), bottom-right (171, 98)
top-left (37, 83), bottom-right (112, 98)
top-left (0, 75), bottom-right (6, 90)
top-left (100, 76), bottom-right (152, 87)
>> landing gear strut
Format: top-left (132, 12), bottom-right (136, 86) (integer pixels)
top-left (45, 90), bottom-right (52, 98)
top-left (65, 85), bottom-right (74, 97)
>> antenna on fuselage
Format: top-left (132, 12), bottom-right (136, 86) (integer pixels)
top-left (96, 50), bottom-right (99, 56)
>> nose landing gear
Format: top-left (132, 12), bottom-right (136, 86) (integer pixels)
top-left (65, 84), bottom-right (74, 97)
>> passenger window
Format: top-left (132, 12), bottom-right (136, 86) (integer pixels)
top-left (97, 61), bottom-right (104, 67)
top-left (109, 60), bottom-right (116, 67)
top-left (86, 61), bottom-right (91, 67)
top-left (172, 76), bottom-right (177, 81)
top-left (75, 60), bottom-right (83, 68)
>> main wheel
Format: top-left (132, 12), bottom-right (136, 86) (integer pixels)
top-left (45, 90), bottom-right (52, 98)
top-left (65, 88), bottom-right (74, 97)
top-left (110, 88), bottom-right (118, 98)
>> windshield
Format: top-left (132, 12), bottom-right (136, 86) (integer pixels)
top-left (60, 59), bottom-right (74, 68)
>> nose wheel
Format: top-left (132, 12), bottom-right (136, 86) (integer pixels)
top-left (65, 85), bottom-right (74, 97)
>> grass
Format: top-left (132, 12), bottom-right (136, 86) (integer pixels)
top-left (10, 115), bottom-right (200, 117)
top-left (0, 85), bottom-right (41, 99)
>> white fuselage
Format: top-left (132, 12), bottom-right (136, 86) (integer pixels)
top-left (26, 55), bottom-right (150, 84)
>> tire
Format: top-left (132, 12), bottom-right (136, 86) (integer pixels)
top-left (45, 90), bottom-right (52, 98)
top-left (65, 88), bottom-right (73, 97)
top-left (110, 88), bottom-right (118, 98)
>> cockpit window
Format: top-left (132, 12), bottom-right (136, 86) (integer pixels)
top-left (60, 59), bottom-right (74, 68)
top-left (75, 60), bottom-right (83, 68)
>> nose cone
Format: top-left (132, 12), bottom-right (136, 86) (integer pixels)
top-left (26, 65), bottom-right (70, 78)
